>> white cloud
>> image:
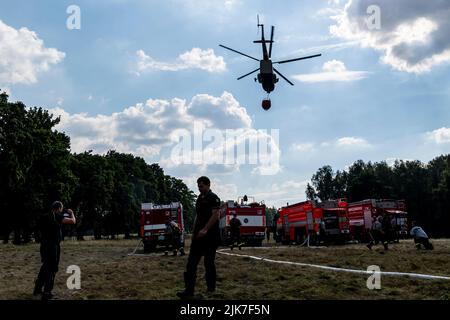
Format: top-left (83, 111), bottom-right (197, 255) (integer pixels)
top-left (329, 0), bottom-right (450, 73)
top-left (50, 92), bottom-right (280, 175)
top-left (385, 157), bottom-right (414, 167)
top-left (179, 175), bottom-right (239, 202)
top-left (224, 0), bottom-right (241, 10)
top-left (1, 87), bottom-right (11, 96)
top-left (136, 48), bottom-right (226, 74)
top-left (292, 137), bottom-right (371, 155)
top-left (0, 20), bottom-right (65, 86)
top-left (289, 41), bottom-right (358, 55)
top-left (187, 92), bottom-right (251, 129)
top-left (426, 127), bottom-right (450, 144)
top-left (210, 181), bottom-right (238, 201)
top-left (315, 7), bottom-right (343, 19)
top-left (165, 126), bottom-right (281, 175)
top-left (292, 143), bottom-right (314, 152)
top-left (336, 136), bottom-right (371, 148)
top-left (251, 180), bottom-right (309, 208)
top-left (173, 0), bottom-right (242, 14)
top-left (292, 60), bottom-right (369, 83)
top-left (319, 136), bottom-right (371, 149)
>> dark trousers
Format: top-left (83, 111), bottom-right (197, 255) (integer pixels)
top-left (172, 235), bottom-right (181, 251)
top-left (35, 243), bottom-right (60, 293)
top-left (230, 231), bottom-right (240, 247)
top-left (368, 230), bottom-right (388, 250)
top-left (184, 239), bottom-right (218, 294)
top-left (415, 237), bottom-right (433, 250)
top-left (168, 234), bottom-right (182, 254)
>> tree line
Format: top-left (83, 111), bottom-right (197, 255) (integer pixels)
top-left (0, 91), bottom-right (196, 244)
top-left (2, 90), bottom-right (449, 241)
top-left (306, 157), bottom-right (450, 237)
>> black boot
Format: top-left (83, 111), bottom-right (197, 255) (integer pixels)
top-left (177, 272), bottom-right (195, 299)
top-left (41, 292), bottom-right (54, 300)
top-left (205, 273), bottom-right (216, 294)
top-left (33, 280), bottom-right (43, 296)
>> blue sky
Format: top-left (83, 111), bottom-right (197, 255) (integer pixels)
top-left (1, 0), bottom-right (449, 208)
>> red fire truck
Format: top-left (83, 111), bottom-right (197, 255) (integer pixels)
top-left (140, 202), bottom-right (184, 253)
top-left (347, 199), bottom-right (408, 242)
top-left (219, 196), bottom-right (266, 247)
top-left (276, 199), bottom-right (350, 245)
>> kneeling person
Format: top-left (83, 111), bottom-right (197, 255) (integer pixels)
top-left (410, 221), bottom-right (433, 250)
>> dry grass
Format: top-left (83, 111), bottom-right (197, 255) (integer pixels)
top-left (0, 238), bottom-right (449, 300)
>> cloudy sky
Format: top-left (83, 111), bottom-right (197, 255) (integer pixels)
top-left (1, 0), bottom-right (449, 208)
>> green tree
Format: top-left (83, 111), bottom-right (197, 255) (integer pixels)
top-left (0, 93), bottom-right (75, 243)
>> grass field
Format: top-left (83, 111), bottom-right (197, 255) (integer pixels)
top-left (1, 238), bottom-right (449, 300)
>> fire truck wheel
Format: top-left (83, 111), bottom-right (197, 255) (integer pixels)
top-left (143, 242), bottom-right (155, 253)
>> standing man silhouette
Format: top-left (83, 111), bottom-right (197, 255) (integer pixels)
top-left (229, 213), bottom-right (242, 250)
top-left (33, 201), bottom-right (76, 300)
top-left (177, 176), bottom-right (221, 298)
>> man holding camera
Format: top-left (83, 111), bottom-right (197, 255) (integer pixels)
top-left (33, 201), bottom-right (76, 300)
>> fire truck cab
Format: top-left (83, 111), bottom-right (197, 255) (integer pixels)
top-left (140, 202), bottom-right (184, 253)
top-left (318, 199), bottom-right (350, 242)
top-left (276, 199), bottom-right (349, 245)
top-left (219, 196), bottom-right (266, 247)
top-left (347, 199), bottom-right (408, 242)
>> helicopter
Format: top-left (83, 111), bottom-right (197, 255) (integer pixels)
top-left (219, 16), bottom-right (321, 110)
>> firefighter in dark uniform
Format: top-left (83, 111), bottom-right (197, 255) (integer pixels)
top-left (367, 216), bottom-right (388, 251)
top-left (164, 220), bottom-right (174, 256)
top-left (367, 216), bottom-right (381, 250)
top-left (272, 212), bottom-right (280, 242)
top-left (381, 214), bottom-right (391, 250)
top-left (177, 176), bottom-right (221, 298)
top-left (229, 213), bottom-right (242, 250)
top-left (33, 202), bottom-right (76, 300)
top-left (167, 219), bottom-right (185, 256)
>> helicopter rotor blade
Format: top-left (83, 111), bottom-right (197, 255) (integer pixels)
top-left (269, 26), bottom-right (275, 58)
top-left (273, 67), bottom-right (294, 86)
top-left (274, 54), bottom-right (321, 64)
top-left (237, 68), bottom-right (260, 80)
top-left (219, 44), bottom-right (259, 62)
